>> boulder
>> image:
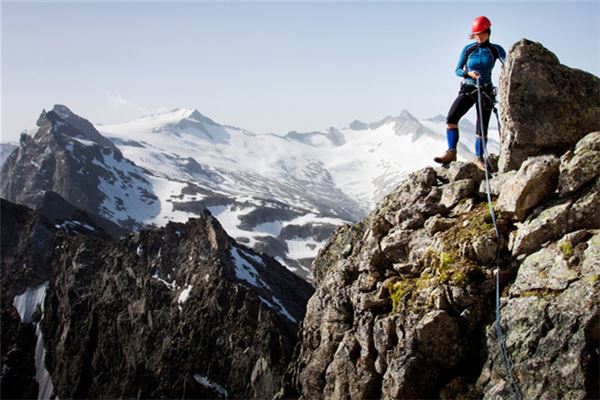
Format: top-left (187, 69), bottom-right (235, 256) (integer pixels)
top-left (510, 185), bottom-right (600, 256)
top-left (424, 215), bottom-right (455, 236)
top-left (479, 170), bottom-right (516, 197)
top-left (496, 155), bottom-right (560, 221)
top-left (558, 131), bottom-right (600, 196)
top-left (498, 39), bottom-right (600, 172)
top-left (440, 179), bottom-right (477, 209)
top-left (444, 162), bottom-right (484, 184)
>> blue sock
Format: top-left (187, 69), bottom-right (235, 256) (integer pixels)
top-left (475, 136), bottom-right (486, 157)
top-left (446, 128), bottom-right (459, 150)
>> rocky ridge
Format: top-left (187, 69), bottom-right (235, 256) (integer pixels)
top-left (1, 198), bottom-right (314, 399)
top-left (282, 39), bottom-right (599, 399)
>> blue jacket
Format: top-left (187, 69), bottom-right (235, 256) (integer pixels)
top-left (455, 41), bottom-right (506, 85)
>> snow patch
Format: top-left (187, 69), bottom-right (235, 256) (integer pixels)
top-left (254, 220), bottom-right (283, 236)
top-left (54, 220), bottom-right (96, 233)
top-left (13, 283), bottom-right (55, 400)
top-left (193, 373), bottom-right (228, 397)
top-left (230, 246), bottom-right (268, 289)
top-left (259, 295), bottom-right (297, 323)
top-left (286, 238), bottom-right (322, 260)
top-left (71, 137), bottom-right (96, 147)
top-left (178, 284), bottom-right (192, 304)
top-left (152, 272), bottom-right (177, 291)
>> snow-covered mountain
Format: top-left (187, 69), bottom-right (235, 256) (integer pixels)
top-left (1, 104), bottom-right (498, 280)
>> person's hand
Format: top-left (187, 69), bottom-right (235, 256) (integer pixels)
top-left (468, 71), bottom-right (481, 79)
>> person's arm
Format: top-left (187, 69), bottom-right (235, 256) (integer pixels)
top-left (495, 44), bottom-right (507, 64)
top-left (455, 45), bottom-right (470, 78)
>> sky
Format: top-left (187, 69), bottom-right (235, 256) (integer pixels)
top-left (1, 0), bottom-right (599, 142)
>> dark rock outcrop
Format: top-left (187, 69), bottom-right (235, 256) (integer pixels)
top-left (498, 39), bottom-right (600, 172)
top-left (40, 210), bottom-right (313, 399)
top-left (36, 191), bottom-right (127, 239)
top-left (0, 199), bottom-right (60, 398)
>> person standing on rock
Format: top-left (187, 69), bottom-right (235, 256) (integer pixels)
top-left (434, 16), bottom-right (506, 169)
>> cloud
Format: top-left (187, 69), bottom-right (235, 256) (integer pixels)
top-left (106, 91), bottom-right (150, 116)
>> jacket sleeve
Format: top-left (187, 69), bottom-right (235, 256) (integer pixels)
top-left (455, 44), bottom-right (471, 78)
top-left (495, 44), bottom-right (507, 64)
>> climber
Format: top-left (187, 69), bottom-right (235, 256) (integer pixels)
top-left (433, 16), bottom-right (506, 169)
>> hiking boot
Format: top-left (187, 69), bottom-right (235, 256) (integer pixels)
top-left (433, 149), bottom-right (457, 165)
top-left (475, 157), bottom-right (486, 170)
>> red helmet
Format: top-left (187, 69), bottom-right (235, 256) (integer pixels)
top-left (471, 16), bottom-right (491, 34)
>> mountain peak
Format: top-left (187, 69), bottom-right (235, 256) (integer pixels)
top-left (51, 104), bottom-right (77, 120)
top-left (346, 120), bottom-right (369, 130)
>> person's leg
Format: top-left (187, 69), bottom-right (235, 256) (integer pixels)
top-left (434, 91), bottom-right (475, 164)
top-left (474, 101), bottom-right (493, 159)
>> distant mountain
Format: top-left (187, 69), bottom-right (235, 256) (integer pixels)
top-left (1, 104), bottom-right (499, 280)
top-left (0, 105), bottom-right (159, 232)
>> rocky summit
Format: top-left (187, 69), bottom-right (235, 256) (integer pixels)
top-left (282, 40), bottom-right (599, 400)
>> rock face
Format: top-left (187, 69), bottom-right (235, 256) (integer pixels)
top-left (1, 198), bottom-right (314, 399)
top-left (0, 105), bottom-right (159, 231)
top-left (0, 199), bottom-right (61, 399)
top-left (40, 210), bottom-right (313, 399)
top-left (478, 231), bottom-right (599, 400)
top-left (283, 129), bottom-right (599, 399)
top-left (498, 39), bottom-right (600, 172)
top-left (496, 155), bottom-right (560, 221)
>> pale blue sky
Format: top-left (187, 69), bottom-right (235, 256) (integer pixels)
top-left (2, 1), bottom-right (599, 142)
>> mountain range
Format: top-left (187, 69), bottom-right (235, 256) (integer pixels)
top-left (1, 104), bottom-right (498, 280)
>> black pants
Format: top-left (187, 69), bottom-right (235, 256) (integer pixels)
top-left (446, 84), bottom-right (495, 137)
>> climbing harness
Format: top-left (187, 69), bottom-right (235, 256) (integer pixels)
top-left (476, 77), bottom-right (522, 400)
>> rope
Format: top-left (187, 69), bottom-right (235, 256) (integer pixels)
top-left (476, 77), bottom-right (522, 400)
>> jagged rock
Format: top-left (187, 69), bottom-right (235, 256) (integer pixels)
top-left (283, 169), bottom-right (500, 400)
top-left (440, 179), bottom-right (477, 209)
top-left (510, 243), bottom-right (578, 294)
top-left (446, 162), bottom-right (485, 184)
top-left (32, 211), bottom-right (313, 399)
top-left (479, 170), bottom-right (516, 196)
top-left (395, 208), bottom-right (426, 230)
top-left (477, 233), bottom-right (599, 400)
top-left (496, 155), bottom-right (560, 221)
top-left (498, 39), bottom-right (600, 172)
top-left (378, 167), bottom-right (440, 225)
top-left (392, 263), bottom-right (421, 276)
top-left (311, 223), bottom-right (364, 286)
top-left (450, 197), bottom-right (478, 216)
top-left (380, 227), bottom-right (412, 263)
top-left (509, 201), bottom-right (570, 256)
top-left (558, 132), bottom-right (600, 196)
top-left (510, 185), bottom-right (600, 256)
top-left (425, 215), bottom-right (456, 235)
top-left (462, 236), bottom-right (497, 266)
top-left (575, 131), bottom-right (600, 153)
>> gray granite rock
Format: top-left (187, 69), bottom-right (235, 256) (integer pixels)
top-left (498, 39), bottom-right (600, 172)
